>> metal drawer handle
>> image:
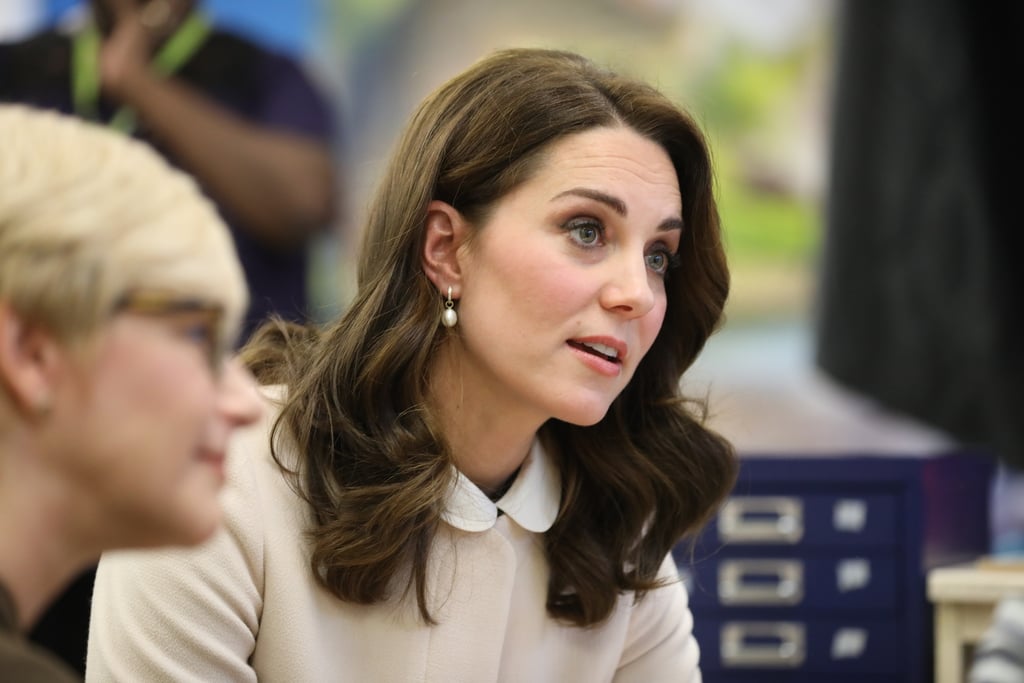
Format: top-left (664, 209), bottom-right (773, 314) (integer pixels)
top-left (721, 621), bottom-right (806, 668)
top-left (718, 496), bottom-right (804, 544)
top-left (719, 559), bottom-right (804, 606)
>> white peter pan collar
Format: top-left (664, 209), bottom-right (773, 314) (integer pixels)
top-left (441, 440), bottom-right (561, 534)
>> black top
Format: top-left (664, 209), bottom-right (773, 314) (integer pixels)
top-left (0, 581), bottom-right (80, 682)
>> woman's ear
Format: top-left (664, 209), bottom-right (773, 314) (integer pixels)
top-left (0, 303), bottom-right (61, 418)
top-left (421, 200), bottom-right (470, 297)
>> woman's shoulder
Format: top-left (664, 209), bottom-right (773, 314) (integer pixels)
top-left (225, 383), bottom-right (311, 529)
top-left (612, 554), bottom-right (700, 678)
top-left (226, 383), bottom-right (300, 491)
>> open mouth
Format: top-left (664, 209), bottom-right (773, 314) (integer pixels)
top-left (567, 340), bottom-right (621, 364)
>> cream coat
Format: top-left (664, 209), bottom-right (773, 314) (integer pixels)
top-left (86, 390), bottom-right (702, 682)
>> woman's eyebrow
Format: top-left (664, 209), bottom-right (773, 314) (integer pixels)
top-left (552, 187), bottom-right (627, 216)
top-left (553, 187), bottom-right (684, 232)
top-left (660, 217), bottom-right (685, 232)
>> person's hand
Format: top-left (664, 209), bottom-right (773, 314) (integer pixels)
top-left (98, 0), bottom-right (175, 101)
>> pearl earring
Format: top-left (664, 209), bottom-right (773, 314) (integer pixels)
top-left (441, 286), bottom-right (458, 328)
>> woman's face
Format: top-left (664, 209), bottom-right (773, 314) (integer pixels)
top-left (48, 297), bottom-right (261, 549)
top-left (454, 125), bottom-right (682, 427)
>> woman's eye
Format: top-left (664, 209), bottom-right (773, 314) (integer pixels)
top-left (180, 323), bottom-right (218, 360)
top-left (181, 322), bottom-right (227, 372)
top-left (646, 249), bottom-right (675, 275)
top-left (183, 323), bottom-right (214, 349)
top-left (566, 219), bottom-right (603, 247)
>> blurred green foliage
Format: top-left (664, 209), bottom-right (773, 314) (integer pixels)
top-left (716, 177), bottom-right (819, 267)
top-left (329, 0), bottom-right (412, 50)
top-left (702, 44), bottom-right (810, 131)
top-left (694, 41), bottom-right (826, 271)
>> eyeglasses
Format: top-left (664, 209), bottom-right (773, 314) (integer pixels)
top-left (114, 290), bottom-right (229, 371)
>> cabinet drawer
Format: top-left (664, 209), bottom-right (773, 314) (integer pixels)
top-left (707, 493), bottom-right (899, 547)
top-left (695, 617), bottom-right (908, 675)
top-left (683, 553), bottom-right (899, 611)
top-left (695, 673), bottom-right (904, 683)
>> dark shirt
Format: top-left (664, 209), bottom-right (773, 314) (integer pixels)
top-left (0, 26), bottom-right (335, 341)
top-left (0, 582), bottom-right (80, 682)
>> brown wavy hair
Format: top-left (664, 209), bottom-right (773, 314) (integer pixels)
top-left (242, 48), bottom-right (735, 627)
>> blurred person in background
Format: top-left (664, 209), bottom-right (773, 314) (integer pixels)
top-left (0, 104), bottom-right (262, 680)
top-left (85, 48), bottom-right (735, 681)
top-left (817, 1), bottom-right (1023, 681)
top-left (0, 0), bottom-right (338, 341)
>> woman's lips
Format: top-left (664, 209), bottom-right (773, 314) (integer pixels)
top-left (567, 339), bottom-right (625, 377)
top-left (567, 336), bottom-right (627, 363)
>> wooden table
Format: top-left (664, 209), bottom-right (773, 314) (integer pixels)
top-left (928, 560), bottom-right (1024, 683)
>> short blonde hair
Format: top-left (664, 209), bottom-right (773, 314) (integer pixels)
top-left (0, 104), bottom-right (247, 345)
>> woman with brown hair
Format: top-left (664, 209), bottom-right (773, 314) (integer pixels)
top-left (87, 47), bottom-right (735, 681)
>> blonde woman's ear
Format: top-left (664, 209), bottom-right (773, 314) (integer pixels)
top-left (421, 200), bottom-right (468, 297)
top-left (0, 303), bottom-right (61, 419)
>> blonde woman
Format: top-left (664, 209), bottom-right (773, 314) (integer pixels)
top-left (0, 105), bottom-right (261, 680)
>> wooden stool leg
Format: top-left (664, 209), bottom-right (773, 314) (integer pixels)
top-left (934, 604), bottom-right (964, 683)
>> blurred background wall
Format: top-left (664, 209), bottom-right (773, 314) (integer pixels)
top-left (1, 0), bottom-right (954, 454)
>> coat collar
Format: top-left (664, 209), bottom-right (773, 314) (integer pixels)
top-left (441, 440), bottom-right (561, 534)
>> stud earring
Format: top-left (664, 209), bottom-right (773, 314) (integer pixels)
top-left (441, 286), bottom-right (458, 328)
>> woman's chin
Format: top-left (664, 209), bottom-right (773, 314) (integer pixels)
top-left (556, 403), bottom-right (612, 428)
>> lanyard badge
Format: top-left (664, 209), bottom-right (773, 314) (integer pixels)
top-left (71, 11), bottom-right (212, 135)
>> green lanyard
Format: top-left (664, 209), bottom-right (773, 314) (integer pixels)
top-left (71, 11), bottom-right (212, 135)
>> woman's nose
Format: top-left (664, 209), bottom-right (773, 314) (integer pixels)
top-left (599, 254), bottom-right (657, 318)
top-left (217, 358), bottom-right (263, 427)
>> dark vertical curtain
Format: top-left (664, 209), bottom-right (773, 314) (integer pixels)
top-left (816, 0), bottom-right (1024, 465)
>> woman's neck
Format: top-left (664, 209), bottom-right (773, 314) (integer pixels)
top-left (0, 442), bottom-right (96, 629)
top-left (441, 405), bottom-right (535, 495)
top-left (482, 466), bottom-right (522, 501)
top-left (426, 346), bottom-right (540, 494)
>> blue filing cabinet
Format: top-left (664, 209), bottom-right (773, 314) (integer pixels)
top-left (676, 452), bottom-right (993, 682)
